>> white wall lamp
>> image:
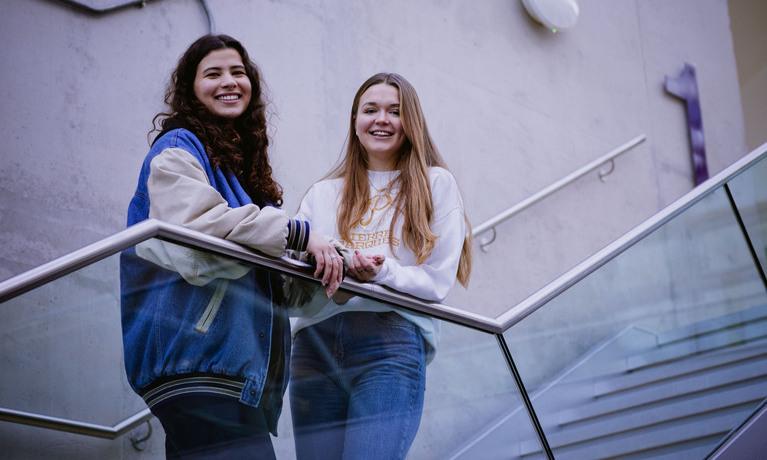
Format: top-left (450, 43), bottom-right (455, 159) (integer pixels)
top-left (521, 0), bottom-right (580, 33)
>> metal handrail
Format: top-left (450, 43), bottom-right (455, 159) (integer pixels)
top-left (0, 407), bottom-right (152, 440)
top-left (472, 134), bottom-right (647, 247)
top-left (0, 141), bottom-right (764, 441)
top-left (0, 219), bottom-right (503, 333)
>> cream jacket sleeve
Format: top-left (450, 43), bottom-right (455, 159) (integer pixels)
top-left (147, 147), bottom-right (297, 257)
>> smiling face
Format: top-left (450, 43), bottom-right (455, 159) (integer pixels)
top-left (193, 47), bottom-right (252, 120)
top-left (354, 83), bottom-right (406, 171)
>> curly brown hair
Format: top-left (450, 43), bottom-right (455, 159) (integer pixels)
top-left (152, 34), bottom-right (282, 206)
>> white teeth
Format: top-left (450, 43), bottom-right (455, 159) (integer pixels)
top-left (217, 95), bottom-right (239, 101)
top-left (371, 131), bottom-right (391, 136)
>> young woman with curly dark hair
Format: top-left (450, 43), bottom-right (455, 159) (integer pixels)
top-left (121, 34), bottom-right (343, 459)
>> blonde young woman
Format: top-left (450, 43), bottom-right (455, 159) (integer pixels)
top-left (289, 73), bottom-right (472, 460)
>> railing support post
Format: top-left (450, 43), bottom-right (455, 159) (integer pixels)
top-left (495, 333), bottom-right (554, 459)
top-left (724, 184), bottom-right (767, 291)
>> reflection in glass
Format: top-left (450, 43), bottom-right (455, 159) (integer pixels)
top-left (0, 252), bottom-right (131, 424)
top-left (0, 251), bottom-right (151, 457)
top-left (414, 323), bottom-right (542, 459)
top-left (284, 264), bottom-right (537, 458)
top-left (121, 238), bottom-right (291, 458)
top-left (500, 187), bottom-right (767, 458)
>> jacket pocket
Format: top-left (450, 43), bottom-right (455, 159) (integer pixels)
top-left (194, 279), bottom-right (229, 334)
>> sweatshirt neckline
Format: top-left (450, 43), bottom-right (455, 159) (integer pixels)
top-left (367, 169), bottom-right (400, 192)
top-left (367, 169), bottom-right (400, 181)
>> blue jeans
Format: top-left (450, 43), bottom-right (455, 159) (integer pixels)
top-left (290, 311), bottom-right (427, 460)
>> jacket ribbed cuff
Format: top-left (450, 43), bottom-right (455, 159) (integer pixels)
top-left (141, 375), bottom-right (245, 409)
top-left (287, 219), bottom-right (310, 252)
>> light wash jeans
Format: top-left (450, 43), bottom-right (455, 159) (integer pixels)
top-left (290, 311), bottom-right (427, 460)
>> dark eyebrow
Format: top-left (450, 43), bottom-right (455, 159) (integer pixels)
top-left (360, 101), bottom-right (400, 108)
top-left (201, 64), bottom-right (246, 73)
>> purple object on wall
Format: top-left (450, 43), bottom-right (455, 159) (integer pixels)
top-left (665, 63), bottom-right (709, 186)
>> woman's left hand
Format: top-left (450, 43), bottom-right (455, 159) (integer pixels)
top-left (306, 233), bottom-right (344, 297)
top-left (347, 250), bottom-right (385, 282)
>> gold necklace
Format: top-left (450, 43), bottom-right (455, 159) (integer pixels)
top-left (369, 171), bottom-right (399, 195)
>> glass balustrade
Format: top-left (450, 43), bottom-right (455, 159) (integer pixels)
top-left (0, 235), bottom-right (536, 459)
top-left (413, 321), bottom-right (541, 460)
top-left (0, 250), bottom-right (152, 458)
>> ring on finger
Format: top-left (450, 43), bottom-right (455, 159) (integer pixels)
top-left (330, 254), bottom-right (337, 260)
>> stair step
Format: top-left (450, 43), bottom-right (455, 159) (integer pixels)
top-left (448, 407), bottom-right (533, 460)
top-left (554, 326), bottom-right (659, 382)
top-left (595, 340), bottom-right (767, 397)
top-left (521, 380), bottom-right (766, 454)
top-left (626, 320), bottom-right (767, 371)
top-left (528, 409), bottom-right (745, 459)
top-left (558, 356), bottom-right (767, 426)
top-left (451, 308), bottom-right (767, 459)
top-left (634, 443), bottom-right (717, 460)
top-left (657, 304), bottom-right (767, 346)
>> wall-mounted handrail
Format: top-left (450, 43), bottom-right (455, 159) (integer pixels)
top-left (0, 407), bottom-right (152, 440)
top-left (472, 134), bottom-right (647, 250)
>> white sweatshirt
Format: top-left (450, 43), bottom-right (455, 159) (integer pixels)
top-left (293, 167), bottom-right (467, 361)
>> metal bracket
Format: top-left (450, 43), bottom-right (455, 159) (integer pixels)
top-left (479, 227), bottom-right (498, 252)
top-left (129, 420), bottom-right (152, 451)
top-left (598, 158), bottom-right (616, 182)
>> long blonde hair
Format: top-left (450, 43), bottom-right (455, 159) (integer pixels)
top-left (325, 73), bottom-right (472, 286)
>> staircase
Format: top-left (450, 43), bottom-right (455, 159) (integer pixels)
top-left (452, 304), bottom-right (767, 459)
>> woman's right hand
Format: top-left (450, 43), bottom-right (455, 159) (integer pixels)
top-left (306, 233), bottom-right (344, 297)
top-left (347, 250), bottom-right (385, 282)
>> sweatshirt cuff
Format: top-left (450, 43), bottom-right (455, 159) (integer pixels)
top-left (286, 219), bottom-right (310, 252)
top-left (371, 258), bottom-right (391, 283)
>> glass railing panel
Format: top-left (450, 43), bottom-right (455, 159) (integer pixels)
top-left (1, 235), bottom-right (538, 459)
top-left (414, 323), bottom-right (542, 460)
top-left (0, 250), bottom-right (154, 458)
top-left (276, 262), bottom-right (541, 458)
top-left (727, 154), bottom-right (767, 277)
top-left (499, 185), bottom-right (767, 459)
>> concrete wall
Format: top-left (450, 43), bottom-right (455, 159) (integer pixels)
top-left (0, 0), bottom-right (756, 458)
top-left (729, 0), bottom-right (767, 152)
